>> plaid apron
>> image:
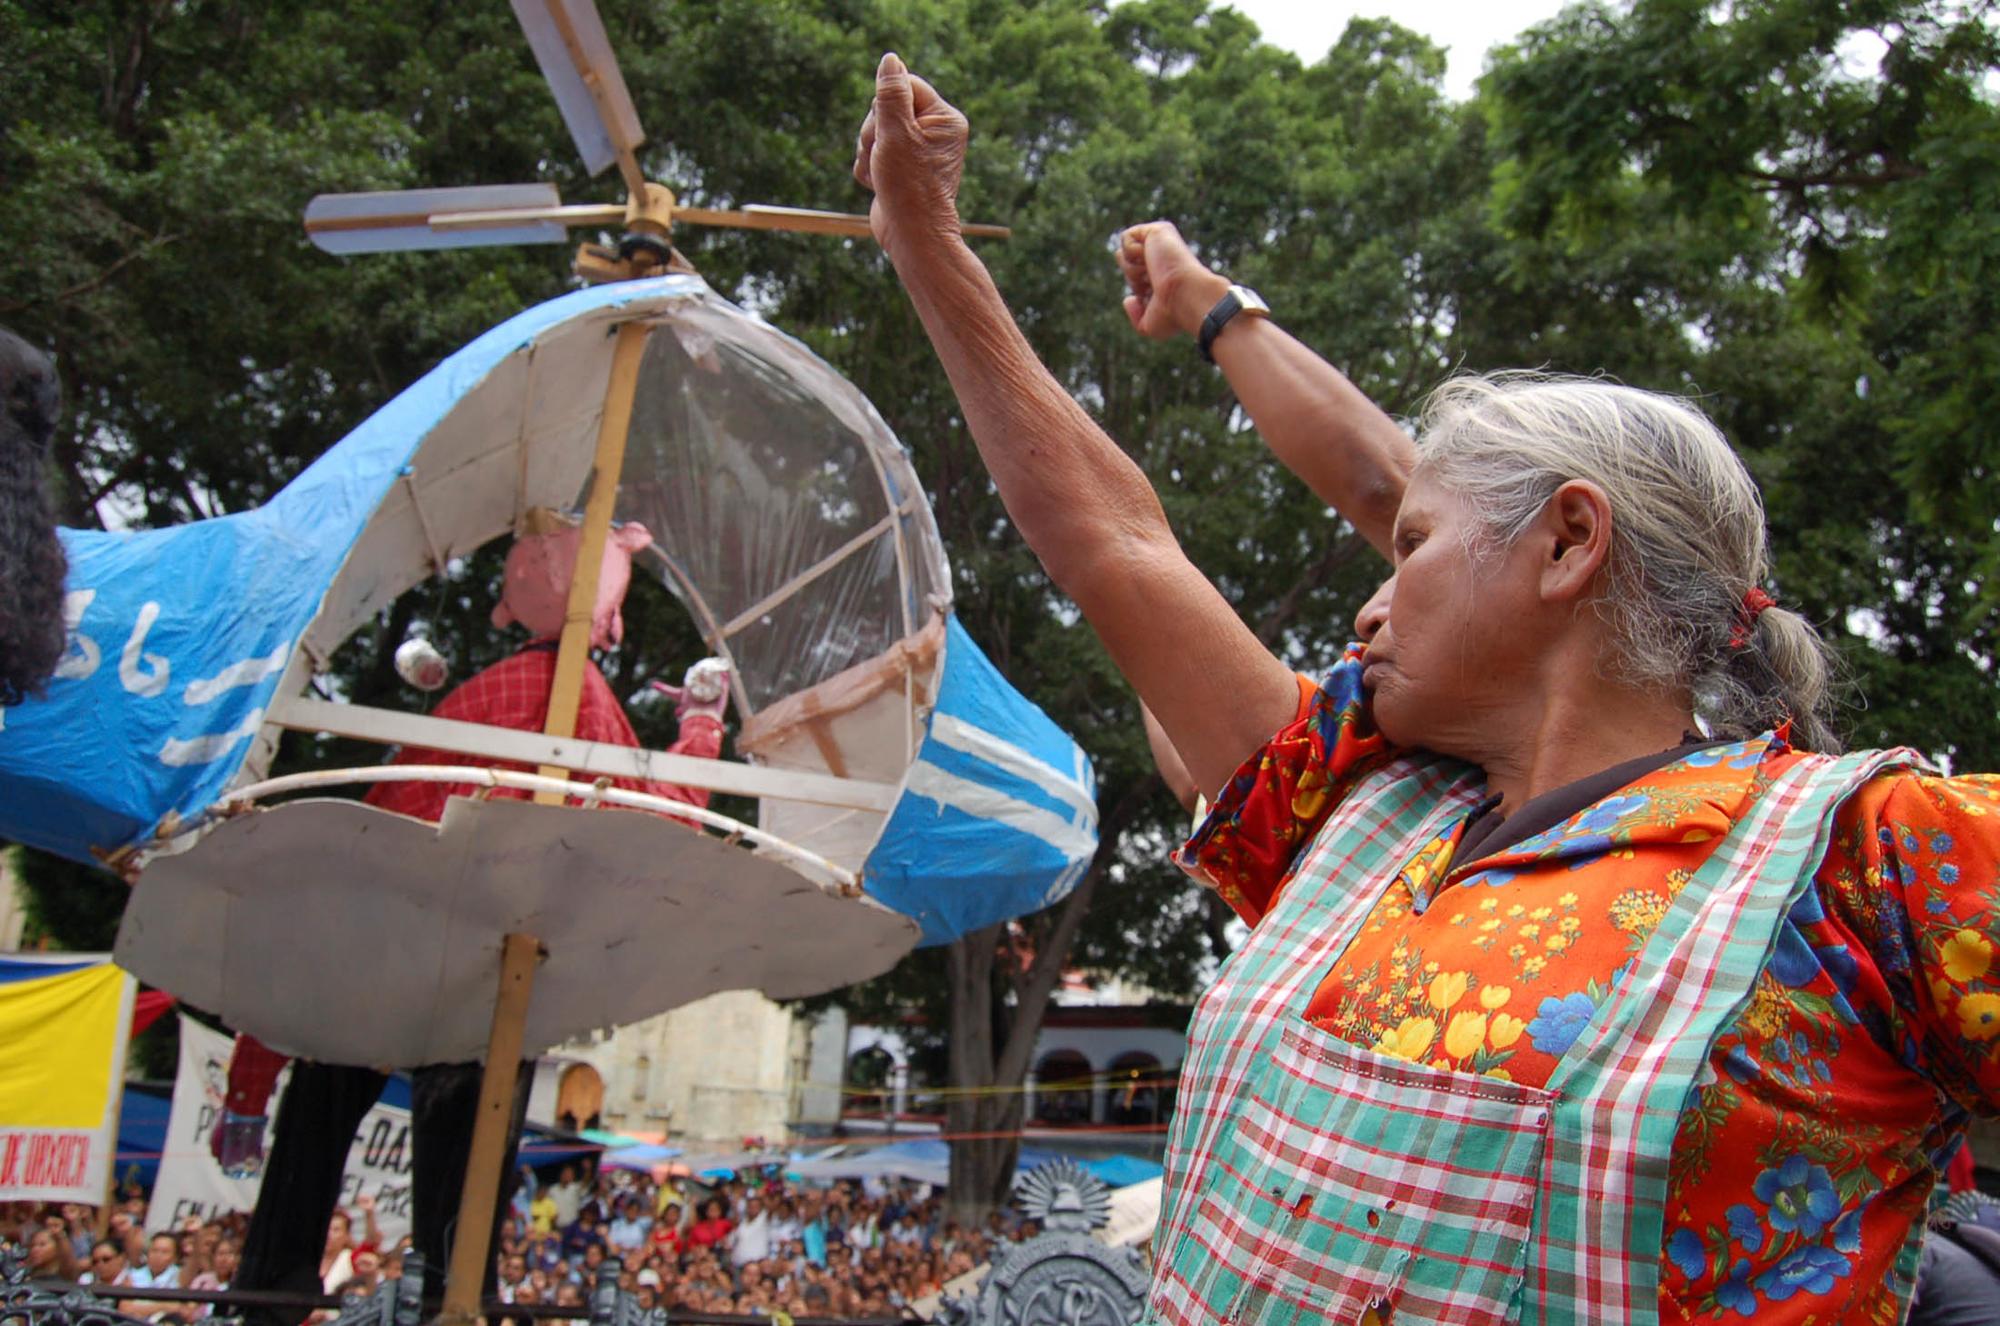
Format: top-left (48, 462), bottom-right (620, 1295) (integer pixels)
top-left (1150, 743), bottom-right (1920, 1325)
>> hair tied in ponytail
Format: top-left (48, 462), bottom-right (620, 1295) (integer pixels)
top-left (1729, 587), bottom-right (1777, 650)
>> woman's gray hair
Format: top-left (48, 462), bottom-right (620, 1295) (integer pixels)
top-left (1413, 371), bottom-right (1840, 752)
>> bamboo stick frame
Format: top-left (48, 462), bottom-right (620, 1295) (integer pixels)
top-left (438, 933), bottom-right (541, 1324)
top-left (534, 319), bottom-right (650, 802)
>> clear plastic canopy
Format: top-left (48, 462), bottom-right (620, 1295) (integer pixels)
top-left (614, 300), bottom-right (949, 716)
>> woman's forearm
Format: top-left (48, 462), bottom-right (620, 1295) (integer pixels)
top-left (1209, 317), bottom-right (1415, 559)
top-left (889, 236), bottom-right (1171, 589)
top-left (884, 235), bottom-right (1299, 794)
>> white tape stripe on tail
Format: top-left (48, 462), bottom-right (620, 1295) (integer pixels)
top-left (902, 760), bottom-right (1097, 860)
top-left (928, 713), bottom-right (1097, 825)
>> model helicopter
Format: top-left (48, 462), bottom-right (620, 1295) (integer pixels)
top-left (0, 4), bottom-right (1089, 1317)
top-left (301, 0), bottom-right (1005, 280)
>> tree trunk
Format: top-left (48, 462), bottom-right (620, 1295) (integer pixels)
top-left (944, 926), bottom-right (1019, 1226)
top-left (938, 778), bottom-right (1155, 1224)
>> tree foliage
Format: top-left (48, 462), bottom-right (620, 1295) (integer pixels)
top-left (3, 0), bottom-right (1995, 1216)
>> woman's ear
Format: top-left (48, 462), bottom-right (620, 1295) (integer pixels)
top-left (1539, 479), bottom-right (1613, 603)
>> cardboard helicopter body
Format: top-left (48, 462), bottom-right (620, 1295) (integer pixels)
top-left (0, 277), bottom-right (1097, 1067)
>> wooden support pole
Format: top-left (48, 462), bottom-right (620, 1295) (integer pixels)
top-left (438, 933), bottom-right (541, 1325)
top-left (534, 319), bottom-right (650, 803)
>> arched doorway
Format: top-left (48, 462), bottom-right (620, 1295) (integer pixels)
top-left (1105, 1051), bottom-right (1163, 1126)
top-left (556, 1062), bottom-right (604, 1133)
top-left (1032, 1049), bottom-right (1094, 1124)
top-left (845, 1045), bottom-right (898, 1116)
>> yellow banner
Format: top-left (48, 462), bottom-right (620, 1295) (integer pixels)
top-left (0, 957), bottom-right (134, 1203)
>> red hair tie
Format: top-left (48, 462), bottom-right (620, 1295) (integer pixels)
top-left (1729, 587), bottom-right (1776, 649)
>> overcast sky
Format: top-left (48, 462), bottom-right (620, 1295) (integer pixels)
top-left (1216, 0), bottom-right (1570, 99)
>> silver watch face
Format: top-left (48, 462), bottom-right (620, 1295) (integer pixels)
top-left (1231, 284), bottom-right (1270, 315)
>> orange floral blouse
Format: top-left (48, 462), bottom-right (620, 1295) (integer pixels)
top-left (1179, 644), bottom-right (2000, 1323)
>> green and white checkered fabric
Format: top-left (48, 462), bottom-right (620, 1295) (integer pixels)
top-left (1146, 743), bottom-right (1920, 1325)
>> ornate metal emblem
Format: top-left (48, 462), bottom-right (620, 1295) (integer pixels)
top-left (941, 1160), bottom-right (1149, 1326)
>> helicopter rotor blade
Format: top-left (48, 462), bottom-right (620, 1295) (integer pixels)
top-left (303, 184), bottom-right (581, 254)
top-left (512, 0), bottom-right (647, 195)
top-left (674, 204), bottom-right (1012, 241)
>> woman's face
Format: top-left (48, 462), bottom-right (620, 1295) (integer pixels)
top-left (1355, 469), bottom-right (1551, 755)
top-left (327, 1212), bottom-right (350, 1246)
top-left (27, 1229), bottom-right (55, 1265)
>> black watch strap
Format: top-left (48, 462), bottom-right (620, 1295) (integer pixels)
top-left (1197, 285), bottom-right (1267, 364)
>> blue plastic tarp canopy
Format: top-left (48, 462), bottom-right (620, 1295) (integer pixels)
top-left (786, 1138), bottom-right (1160, 1190)
top-left (600, 1142), bottom-right (685, 1172)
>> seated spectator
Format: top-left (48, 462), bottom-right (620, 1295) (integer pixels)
top-left (560, 1208), bottom-right (606, 1259)
top-left (686, 1199), bottom-right (732, 1250)
top-left (130, 1232), bottom-right (182, 1289)
top-left (728, 1195), bottom-right (770, 1268)
top-left (605, 1196), bottom-right (650, 1253)
top-left (547, 1165), bottom-right (587, 1230)
top-left (24, 1226), bottom-right (80, 1282)
top-left (529, 1183), bottom-right (559, 1235)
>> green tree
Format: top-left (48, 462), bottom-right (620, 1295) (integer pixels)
top-left (1473, 0), bottom-right (2000, 770)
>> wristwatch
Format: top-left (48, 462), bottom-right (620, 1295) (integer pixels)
top-left (1197, 284), bottom-right (1270, 363)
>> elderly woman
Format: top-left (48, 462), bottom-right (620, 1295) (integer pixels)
top-left (855, 56), bottom-right (1999, 1324)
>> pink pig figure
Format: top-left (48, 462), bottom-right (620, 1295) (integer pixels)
top-left (490, 520), bottom-right (655, 649)
top-left (368, 518), bottom-right (725, 823)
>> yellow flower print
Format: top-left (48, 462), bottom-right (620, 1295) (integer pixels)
top-left (1448, 911), bottom-right (1467, 926)
top-left (1376, 1017), bottom-right (1437, 1060)
top-left (1480, 985), bottom-right (1512, 1010)
top-left (1941, 929), bottom-right (1993, 984)
top-left (1445, 1011), bottom-right (1488, 1059)
top-left (1545, 932), bottom-right (1572, 952)
top-left (1479, 898), bottom-right (1500, 912)
top-left (1429, 972), bottom-right (1470, 1011)
top-left (1490, 1013), bottom-right (1526, 1048)
top-left (1559, 892), bottom-right (1578, 907)
top-left (1506, 904), bottom-right (1526, 918)
top-left (1610, 889), bottom-right (1670, 935)
top-left (1292, 768), bottom-right (1330, 822)
top-left (1424, 961), bottom-right (1441, 975)
top-left (1519, 924), bottom-right (1542, 939)
top-left (1479, 918), bottom-right (1503, 933)
top-left (1932, 976), bottom-right (1955, 1008)
top-left (1959, 993), bottom-right (2000, 1042)
top-left (1742, 973), bottom-right (1791, 1038)
top-left (1522, 957), bottom-right (1547, 977)
top-left (1559, 916), bottom-right (1583, 934)
top-left (1530, 907), bottom-right (1553, 921)
top-left (1507, 944), bottom-right (1527, 960)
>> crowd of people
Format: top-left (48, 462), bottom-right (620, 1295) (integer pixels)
top-left (495, 1162), bottom-right (1030, 1318)
top-left (2, 1160), bottom-right (1042, 1321)
top-left (3, 1196), bottom-right (246, 1314)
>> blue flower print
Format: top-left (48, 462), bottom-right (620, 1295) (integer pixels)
top-left (1666, 1227), bottom-right (1707, 1280)
top-left (1786, 889), bottom-right (1826, 926)
top-left (1722, 1043), bottom-right (1761, 1084)
top-left (1683, 742), bottom-right (1762, 770)
top-left (1753, 1156), bottom-right (1841, 1239)
top-left (1753, 1244), bottom-right (1852, 1300)
top-left (1939, 862), bottom-right (1960, 884)
top-left (1832, 1203), bottom-right (1864, 1254)
top-left (1526, 991), bottom-right (1597, 1057)
top-left (1767, 926), bottom-right (1822, 987)
top-left (1714, 1260), bottom-right (1759, 1316)
top-left (1571, 793), bottom-right (1651, 834)
top-left (1725, 1203), bottom-right (1764, 1254)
